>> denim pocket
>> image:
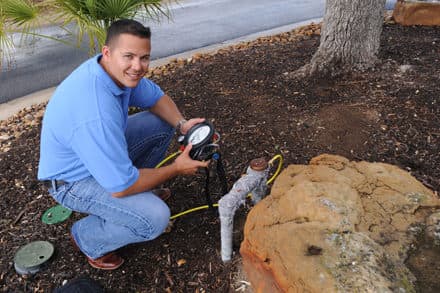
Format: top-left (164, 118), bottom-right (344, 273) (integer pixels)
top-left (51, 182), bottom-right (75, 206)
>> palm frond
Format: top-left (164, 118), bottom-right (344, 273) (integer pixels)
top-left (0, 16), bottom-right (15, 69)
top-left (140, 0), bottom-right (172, 23)
top-left (1, 0), bottom-right (173, 66)
top-left (0, 0), bottom-right (43, 68)
top-left (99, 0), bottom-right (139, 21)
top-left (1, 0), bottom-right (40, 26)
top-left (51, 0), bottom-right (172, 52)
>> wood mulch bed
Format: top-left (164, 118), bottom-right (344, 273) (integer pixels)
top-left (1, 22), bottom-right (439, 292)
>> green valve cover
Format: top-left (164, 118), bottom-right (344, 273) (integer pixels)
top-left (42, 205), bottom-right (72, 224)
top-left (14, 241), bottom-right (54, 274)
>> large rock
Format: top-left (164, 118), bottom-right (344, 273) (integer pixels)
top-left (240, 154), bottom-right (440, 292)
top-left (393, 0), bottom-right (440, 26)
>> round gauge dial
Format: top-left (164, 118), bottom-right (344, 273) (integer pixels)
top-left (182, 121), bottom-right (216, 160)
top-left (188, 125), bottom-right (212, 145)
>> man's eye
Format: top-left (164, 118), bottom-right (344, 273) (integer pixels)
top-left (141, 56), bottom-right (150, 62)
top-left (124, 55), bottom-right (133, 59)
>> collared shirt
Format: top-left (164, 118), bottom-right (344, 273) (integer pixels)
top-left (38, 54), bottom-right (164, 193)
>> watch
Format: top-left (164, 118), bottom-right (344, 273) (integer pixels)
top-left (176, 118), bottom-right (187, 134)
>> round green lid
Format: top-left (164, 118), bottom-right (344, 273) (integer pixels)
top-left (14, 241), bottom-right (54, 274)
top-left (42, 205), bottom-right (72, 224)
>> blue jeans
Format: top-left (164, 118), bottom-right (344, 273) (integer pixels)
top-left (49, 112), bottom-right (174, 259)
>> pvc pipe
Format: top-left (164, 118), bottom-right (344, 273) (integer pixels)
top-left (219, 158), bottom-right (269, 262)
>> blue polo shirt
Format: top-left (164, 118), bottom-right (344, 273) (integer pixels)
top-left (38, 55), bottom-right (164, 192)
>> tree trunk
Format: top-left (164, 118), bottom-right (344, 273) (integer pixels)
top-left (296, 0), bottom-right (386, 77)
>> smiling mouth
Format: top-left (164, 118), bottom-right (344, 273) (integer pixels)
top-left (126, 72), bottom-right (143, 79)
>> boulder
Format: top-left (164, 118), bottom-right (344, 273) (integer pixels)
top-left (425, 210), bottom-right (440, 245)
top-left (393, 0), bottom-right (440, 26)
top-left (241, 154), bottom-right (440, 292)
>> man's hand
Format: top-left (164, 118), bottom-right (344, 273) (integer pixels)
top-left (172, 144), bottom-right (209, 175)
top-left (180, 118), bottom-right (205, 135)
top-left (113, 144), bottom-right (208, 197)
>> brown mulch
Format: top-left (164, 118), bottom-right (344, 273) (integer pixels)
top-left (1, 22), bottom-right (440, 292)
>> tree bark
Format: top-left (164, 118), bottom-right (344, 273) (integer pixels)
top-left (296, 0), bottom-right (386, 77)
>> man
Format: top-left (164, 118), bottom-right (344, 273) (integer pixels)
top-left (38, 19), bottom-right (209, 270)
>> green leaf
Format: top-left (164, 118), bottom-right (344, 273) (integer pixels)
top-left (0, 0), bottom-right (175, 67)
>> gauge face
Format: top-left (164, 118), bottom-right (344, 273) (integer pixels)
top-left (188, 125), bottom-right (211, 145)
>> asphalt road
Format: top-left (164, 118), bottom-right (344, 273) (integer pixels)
top-left (0, 0), bottom-right (396, 103)
top-left (0, 0), bottom-right (326, 103)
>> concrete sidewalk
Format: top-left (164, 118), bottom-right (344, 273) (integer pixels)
top-left (0, 18), bottom-right (322, 121)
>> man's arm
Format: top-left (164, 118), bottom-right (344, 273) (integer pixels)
top-left (150, 95), bottom-right (204, 134)
top-left (113, 95), bottom-right (209, 197)
top-left (149, 94), bottom-right (183, 129)
top-left (112, 164), bottom-right (178, 198)
top-left (112, 144), bottom-right (208, 197)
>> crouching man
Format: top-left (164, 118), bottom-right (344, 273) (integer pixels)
top-left (38, 19), bottom-right (208, 270)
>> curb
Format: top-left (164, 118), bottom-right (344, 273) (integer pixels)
top-left (0, 18), bottom-right (322, 121)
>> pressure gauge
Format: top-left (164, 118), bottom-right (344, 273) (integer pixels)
top-left (185, 124), bottom-right (213, 146)
top-left (181, 121), bottom-right (218, 160)
top-left (183, 122), bottom-right (214, 147)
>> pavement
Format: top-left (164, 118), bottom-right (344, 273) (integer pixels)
top-left (0, 0), bottom-right (326, 104)
top-left (0, 18), bottom-right (322, 121)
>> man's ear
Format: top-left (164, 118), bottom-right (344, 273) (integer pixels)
top-left (101, 45), bottom-right (110, 59)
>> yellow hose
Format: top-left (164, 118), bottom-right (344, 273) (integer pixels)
top-left (155, 151), bottom-right (182, 168)
top-left (267, 154), bottom-right (284, 185)
top-left (170, 203), bottom-right (219, 220)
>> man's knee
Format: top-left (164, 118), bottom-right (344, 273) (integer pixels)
top-left (132, 201), bottom-right (170, 240)
top-left (157, 116), bottom-right (175, 138)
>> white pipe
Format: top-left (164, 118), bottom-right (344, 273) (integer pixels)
top-left (219, 159), bottom-right (269, 262)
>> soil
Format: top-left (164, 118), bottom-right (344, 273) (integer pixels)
top-left (1, 22), bottom-right (440, 292)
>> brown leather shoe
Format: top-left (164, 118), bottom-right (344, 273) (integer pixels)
top-left (152, 188), bottom-right (172, 201)
top-left (87, 252), bottom-right (124, 270)
top-left (70, 233), bottom-right (124, 270)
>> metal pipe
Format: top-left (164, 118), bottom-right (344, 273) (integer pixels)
top-left (218, 158), bottom-right (269, 262)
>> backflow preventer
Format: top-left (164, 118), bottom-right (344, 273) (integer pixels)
top-left (218, 158), bottom-right (269, 262)
top-left (165, 123), bottom-right (278, 262)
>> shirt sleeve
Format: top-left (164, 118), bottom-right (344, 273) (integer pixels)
top-left (70, 118), bottom-right (139, 193)
top-left (129, 78), bottom-right (165, 108)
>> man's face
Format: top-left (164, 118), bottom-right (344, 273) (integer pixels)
top-left (101, 33), bottom-right (151, 88)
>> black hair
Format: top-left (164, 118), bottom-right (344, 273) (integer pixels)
top-left (105, 19), bottom-right (151, 45)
